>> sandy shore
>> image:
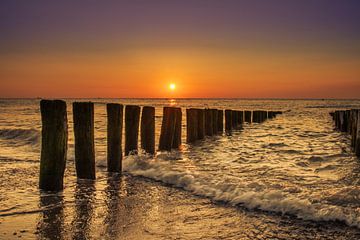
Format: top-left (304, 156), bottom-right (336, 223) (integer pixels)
top-left (1, 172), bottom-right (360, 240)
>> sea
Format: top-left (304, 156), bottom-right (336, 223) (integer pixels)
top-left (1, 98), bottom-right (360, 239)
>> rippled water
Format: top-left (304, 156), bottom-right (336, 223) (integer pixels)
top-left (1, 99), bottom-right (360, 239)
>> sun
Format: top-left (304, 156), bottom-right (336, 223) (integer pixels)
top-left (169, 83), bottom-right (176, 91)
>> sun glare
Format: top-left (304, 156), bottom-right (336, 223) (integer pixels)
top-left (169, 83), bottom-right (176, 90)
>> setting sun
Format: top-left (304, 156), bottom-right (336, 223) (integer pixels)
top-left (169, 83), bottom-right (176, 91)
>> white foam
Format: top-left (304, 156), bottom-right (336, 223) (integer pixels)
top-left (123, 155), bottom-right (360, 228)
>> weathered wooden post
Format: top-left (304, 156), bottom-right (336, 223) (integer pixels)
top-left (232, 110), bottom-right (238, 128)
top-left (238, 111), bottom-right (244, 126)
top-left (205, 108), bottom-right (213, 136)
top-left (197, 109), bottom-right (205, 140)
top-left (346, 110), bottom-right (351, 133)
top-left (107, 103), bottom-right (123, 172)
top-left (225, 110), bottom-right (232, 132)
top-left (159, 107), bottom-right (176, 151)
top-left (173, 107), bottom-right (182, 148)
top-left (262, 110), bottom-right (268, 122)
top-left (212, 109), bottom-right (218, 135)
top-left (245, 111), bottom-right (251, 123)
top-left (141, 106), bottom-right (155, 154)
top-left (253, 111), bottom-right (260, 123)
top-left (186, 108), bottom-right (198, 143)
top-left (351, 110), bottom-right (358, 149)
top-left (125, 105), bottom-right (140, 155)
top-left (39, 100), bottom-right (68, 191)
top-left (356, 111), bottom-right (360, 156)
top-left (268, 111), bottom-right (274, 119)
top-left (339, 111), bottom-right (345, 132)
top-left (73, 102), bottom-right (95, 180)
top-left (217, 110), bottom-right (223, 133)
top-left (335, 111), bottom-right (341, 130)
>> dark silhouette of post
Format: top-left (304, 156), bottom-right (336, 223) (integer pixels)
top-left (225, 110), bottom-right (232, 132)
top-left (351, 110), bottom-right (358, 148)
top-left (356, 111), bottom-right (360, 156)
top-left (172, 107), bottom-right (182, 148)
top-left (141, 106), bottom-right (155, 154)
top-left (197, 109), bottom-right (205, 140)
top-left (245, 111), bottom-right (251, 123)
top-left (125, 105), bottom-right (140, 155)
top-left (159, 107), bottom-right (176, 151)
top-left (217, 110), bottom-right (223, 133)
top-left (212, 109), bottom-right (218, 135)
top-left (107, 103), bottom-right (123, 172)
top-left (39, 100), bottom-right (68, 191)
top-left (238, 111), bottom-right (244, 126)
top-left (205, 108), bottom-right (213, 136)
top-left (186, 108), bottom-right (198, 143)
top-left (232, 110), bottom-right (238, 128)
top-left (253, 111), bottom-right (260, 123)
top-left (73, 102), bottom-right (96, 180)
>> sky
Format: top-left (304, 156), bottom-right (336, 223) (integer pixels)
top-left (1, 0), bottom-right (360, 98)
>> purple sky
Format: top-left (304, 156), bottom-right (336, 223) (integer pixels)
top-left (1, 0), bottom-right (360, 98)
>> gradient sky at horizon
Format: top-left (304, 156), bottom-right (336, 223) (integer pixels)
top-left (1, 0), bottom-right (360, 98)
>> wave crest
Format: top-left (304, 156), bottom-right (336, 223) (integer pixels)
top-left (123, 155), bottom-right (360, 228)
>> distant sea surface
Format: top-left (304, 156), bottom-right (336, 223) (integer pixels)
top-left (1, 98), bottom-right (360, 239)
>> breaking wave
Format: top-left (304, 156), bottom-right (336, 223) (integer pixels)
top-left (123, 155), bottom-right (360, 229)
top-left (0, 128), bottom-right (40, 146)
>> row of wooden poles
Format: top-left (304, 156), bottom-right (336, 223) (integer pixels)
top-left (39, 99), bottom-right (282, 191)
top-left (330, 109), bottom-right (360, 157)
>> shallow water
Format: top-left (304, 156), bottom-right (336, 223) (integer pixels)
top-left (1, 99), bottom-right (360, 239)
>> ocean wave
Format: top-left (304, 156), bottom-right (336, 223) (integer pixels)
top-left (0, 128), bottom-right (40, 146)
top-left (123, 155), bottom-right (360, 228)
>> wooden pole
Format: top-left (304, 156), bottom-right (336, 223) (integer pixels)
top-left (39, 100), bottom-right (68, 191)
top-left (253, 111), bottom-right (260, 123)
top-left (125, 105), bottom-right (140, 155)
top-left (73, 102), bottom-right (96, 180)
top-left (238, 111), bottom-right (244, 126)
top-left (172, 107), bottom-right (182, 148)
top-left (351, 110), bottom-right (358, 149)
top-left (159, 107), bottom-right (176, 151)
top-left (262, 111), bottom-right (268, 122)
top-left (197, 109), bottom-right (205, 140)
top-left (205, 108), bottom-right (213, 136)
top-left (107, 103), bottom-right (123, 172)
top-left (232, 110), bottom-right (238, 128)
top-left (346, 110), bottom-right (351, 133)
top-left (244, 111), bottom-right (251, 123)
top-left (356, 110), bottom-right (360, 156)
top-left (140, 106), bottom-right (155, 154)
top-left (225, 110), bottom-right (232, 132)
top-left (212, 109), bottom-right (218, 135)
top-left (217, 110), bottom-right (223, 133)
top-left (186, 108), bottom-right (198, 143)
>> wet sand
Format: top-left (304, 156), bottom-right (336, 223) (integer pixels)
top-left (1, 172), bottom-right (360, 240)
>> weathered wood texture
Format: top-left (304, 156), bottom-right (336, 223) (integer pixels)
top-left (212, 109), bottom-right (218, 134)
top-left (217, 110), bottom-right (224, 132)
top-left (141, 106), bottom-right (155, 154)
top-left (172, 107), bottom-right (182, 148)
top-left (73, 102), bottom-right (96, 179)
top-left (225, 110), bottom-right (232, 132)
top-left (205, 109), bottom-right (213, 136)
top-left (244, 111), bottom-right (252, 123)
top-left (125, 105), bottom-right (140, 155)
top-left (197, 109), bottom-right (205, 140)
top-left (107, 103), bottom-right (123, 172)
top-left (39, 100), bottom-right (68, 191)
top-left (186, 108), bottom-right (198, 143)
top-left (159, 107), bottom-right (176, 151)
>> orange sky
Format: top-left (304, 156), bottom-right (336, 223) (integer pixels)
top-left (1, 1), bottom-right (360, 99)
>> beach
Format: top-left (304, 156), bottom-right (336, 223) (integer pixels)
top-left (1, 99), bottom-right (360, 239)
